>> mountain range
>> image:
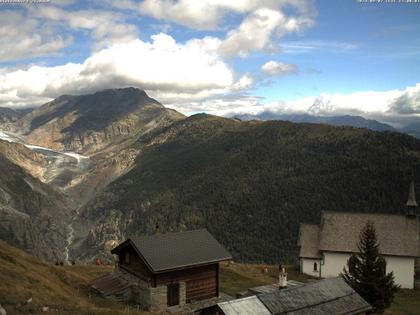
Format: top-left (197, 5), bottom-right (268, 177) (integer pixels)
top-left (233, 112), bottom-right (420, 137)
top-left (0, 87), bottom-right (419, 264)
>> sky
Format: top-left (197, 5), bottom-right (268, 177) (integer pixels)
top-left (0, 0), bottom-right (419, 126)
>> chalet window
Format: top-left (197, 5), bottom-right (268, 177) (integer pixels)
top-left (313, 262), bottom-right (318, 272)
top-left (124, 252), bottom-right (130, 264)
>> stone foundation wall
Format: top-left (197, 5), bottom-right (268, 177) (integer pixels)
top-left (179, 281), bottom-right (186, 306)
top-left (149, 285), bottom-right (168, 311)
top-left (130, 280), bottom-right (167, 311)
top-left (114, 270), bottom-right (191, 310)
top-left (133, 282), bottom-right (152, 310)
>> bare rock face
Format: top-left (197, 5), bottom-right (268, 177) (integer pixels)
top-left (72, 209), bottom-right (130, 262)
top-left (15, 88), bottom-right (185, 155)
top-left (0, 152), bottom-right (72, 261)
top-left (0, 140), bottom-right (47, 181)
top-left (0, 107), bottom-right (23, 130)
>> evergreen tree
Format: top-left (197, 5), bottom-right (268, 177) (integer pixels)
top-left (341, 221), bottom-right (399, 313)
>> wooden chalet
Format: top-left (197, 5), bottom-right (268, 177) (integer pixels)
top-left (109, 229), bottom-right (232, 310)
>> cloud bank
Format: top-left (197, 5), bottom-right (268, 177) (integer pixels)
top-left (0, 34), bottom-right (250, 108)
top-left (1, 0), bottom-right (417, 130)
top-left (0, 0), bottom-right (316, 108)
top-left (138, 0), bottom-right (315, 31)
top-left (168, 84), bottom-right (420, 122)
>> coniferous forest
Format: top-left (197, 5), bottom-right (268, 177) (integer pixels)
top-left (82, 114), bottom-right (420, 263)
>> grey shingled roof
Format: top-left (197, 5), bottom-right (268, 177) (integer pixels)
top-left (319, 211), bottom-right (420, 257)
top-left (298, 224), bottom-right (321, 258)
top-left (218, 296), bottom-right (271, 315)
top-left (258, 277), bottom-right (372, 315)
top-left (114, 229), bottom-right (232, 273)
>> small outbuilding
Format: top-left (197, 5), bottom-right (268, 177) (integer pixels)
top-left (93, 229), bottom-right (232, 312)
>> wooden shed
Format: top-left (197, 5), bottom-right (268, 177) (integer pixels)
top-left (110, 229), bottom-right (232, 309)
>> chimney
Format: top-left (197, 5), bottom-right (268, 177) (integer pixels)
top-left (406, 180), bottom-right (418, 216)
top-left (278, 264), bottom-right (288, 289)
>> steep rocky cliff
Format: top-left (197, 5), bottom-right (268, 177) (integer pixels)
top-left (0, 143), bottom-right (73, 261)
top-left (0, 140), bottom-right (47, 180)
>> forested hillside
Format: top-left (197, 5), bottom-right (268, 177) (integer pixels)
top-left (80, 114), bottom-right (420, 263)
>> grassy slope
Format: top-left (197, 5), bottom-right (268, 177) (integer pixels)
top-left (0, 240), bottom-right (148, 315)
top-left (219, 262), bottom-right (310, 296)
top-left (385, 290), bottom-right (420, 315)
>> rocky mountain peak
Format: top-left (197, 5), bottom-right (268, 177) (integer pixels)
top-left (89, 87), bottom-right (157, 107)
top-left (12, 87), bottom-right (183, 155)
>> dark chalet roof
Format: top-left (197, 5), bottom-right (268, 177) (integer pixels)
top-left (111, 229), bottom-right (232, 273)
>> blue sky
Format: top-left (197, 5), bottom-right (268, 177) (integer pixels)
top-left (0, 0), bottom-right (419, 123)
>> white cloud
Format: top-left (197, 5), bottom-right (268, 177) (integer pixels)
top-left (33, 7), bottom-right (138, 48)
top-left (388, 84), bottom-right (420, 114)
top-left (139, 0), bottom-right (316, 57)
top-left (241, 90), bottom-right (404, 116)
top-left (219, 8), bottom-right (313, 57)
top-left (219, 8), bottom-right (283, 57)
top-left (261, 60), bottom-right (298, 76)
top-left (100, 0), bottom-right (138, 10)
top-left (0, 10), bottom-right (72, 62)
top-left (0, 0), bottom-right (316, 72)
top-left (139, 0), bottom-right (222, 30)
top-left (0, 4), bottom-right (140, 63)
top-left (166, 95), bottom-right (264, 116)
top-left (0, 34), bottom-right (250, 108)
top-left (138, 0), bottom-right (315, 30)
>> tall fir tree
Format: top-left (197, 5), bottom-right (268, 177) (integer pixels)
top-left (341, 221), bottom-right (399, 313)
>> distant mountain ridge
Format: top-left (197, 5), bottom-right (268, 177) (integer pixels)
top-left (402, 123), bottom-right (420, 139)
top-left (233, 113), bottom-right (397, 133)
